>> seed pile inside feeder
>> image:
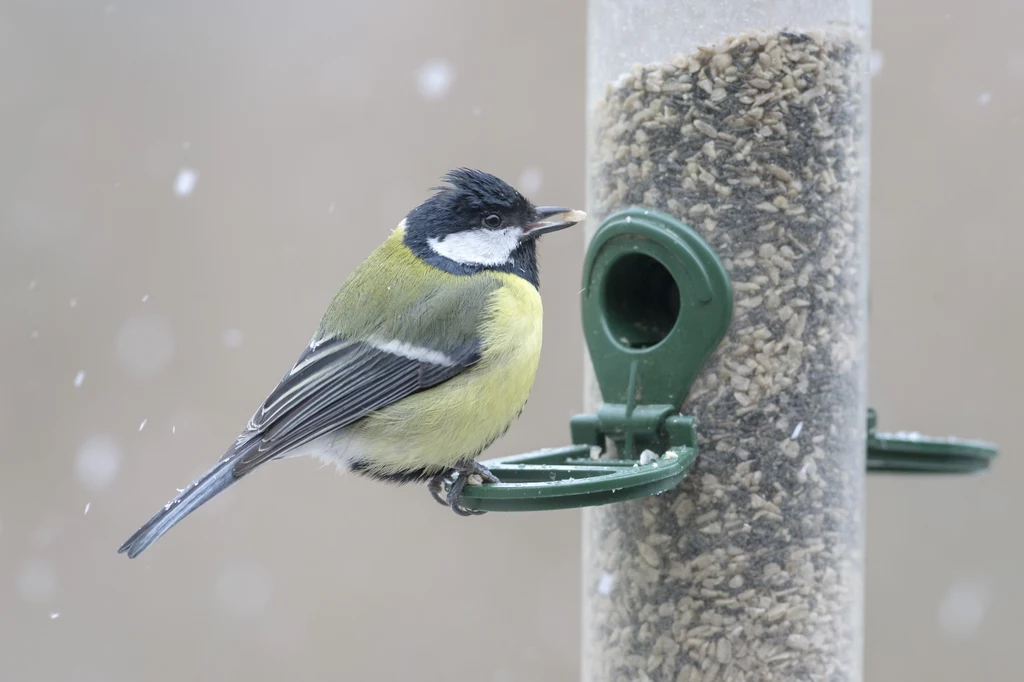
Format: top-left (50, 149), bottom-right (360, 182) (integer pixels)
top-left (583, 29), bottom-right (868, 682)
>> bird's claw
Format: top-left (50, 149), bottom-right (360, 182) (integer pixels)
top-left (426, 461), bottom-right (499, 516)
top-left (427, 475), bottom-right (448, 507)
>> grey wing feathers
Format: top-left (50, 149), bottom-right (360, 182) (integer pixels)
top-left (117, 335), bottom-right (479, 559)
top-left (227, 335), bottom-right (481, 476)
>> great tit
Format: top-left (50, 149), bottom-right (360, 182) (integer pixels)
top-left (118, 168), bottom-right (585, 558)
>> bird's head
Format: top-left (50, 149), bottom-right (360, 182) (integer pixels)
top-left (402, 168), bottom-right (586, 272)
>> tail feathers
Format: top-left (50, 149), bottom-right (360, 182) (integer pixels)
top-left (118, 459), bottom-right (239, 559)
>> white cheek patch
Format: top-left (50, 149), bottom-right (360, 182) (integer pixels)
top-left (427, 227), bottom-right (523, 266)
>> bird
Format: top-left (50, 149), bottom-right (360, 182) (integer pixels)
top-left (117, 168), bottom-right (586, 558)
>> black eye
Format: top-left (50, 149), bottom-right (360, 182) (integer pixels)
top-left (483, 213), bottom-right (502, 228)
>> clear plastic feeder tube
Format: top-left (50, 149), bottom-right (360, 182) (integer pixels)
top-left (582, 1), bottom-right (870, 681)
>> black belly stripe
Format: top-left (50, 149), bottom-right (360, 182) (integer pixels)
top-left (347, 460), bottom-right (442, 484)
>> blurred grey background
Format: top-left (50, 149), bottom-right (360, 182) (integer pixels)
top-left (0, 1), bottom-right (1020, 681)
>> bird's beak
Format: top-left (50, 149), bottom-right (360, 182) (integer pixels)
top-left (522, 206), bottom-right (587, 239)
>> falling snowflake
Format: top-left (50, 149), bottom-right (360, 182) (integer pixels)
top-left (75, 436), bottom-right (122, 490)
top-left (416, 60), bottom-right (455, 99)
top-left (174, 168), bottom-right (199, 196)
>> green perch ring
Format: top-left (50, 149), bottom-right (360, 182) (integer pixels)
top-left (866, 408), bottom-right (997, 474)
top-left (448, 444), bottom-right (698, 513)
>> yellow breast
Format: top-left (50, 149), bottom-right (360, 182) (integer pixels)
top-left (350, 272), bottom-right (543, 476)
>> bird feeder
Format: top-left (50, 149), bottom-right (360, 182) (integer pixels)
top-left (575, 1), bottom-right (993, 681)
top-left (581, 0), bottom-right (871, 677)
top-left (441, 204), bottom-right (995, 680)
top-left (438, 2), bottom-right (996, 680)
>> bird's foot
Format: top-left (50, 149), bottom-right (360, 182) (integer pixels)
top-left (426, 461), bottom-right (499, 516)
top-left (427, 474), bottom-right (448, 508)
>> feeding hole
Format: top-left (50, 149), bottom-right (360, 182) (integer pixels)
top-left (603, 253), bottom-right (680, 349)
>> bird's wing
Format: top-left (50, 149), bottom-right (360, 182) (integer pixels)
top-left (220, 227), bottom-right (501, 477)
top-left (226, 334), bottom-right (481, 477)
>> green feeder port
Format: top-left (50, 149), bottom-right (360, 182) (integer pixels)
top-left (443, 210), bottom-right (999, 512)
